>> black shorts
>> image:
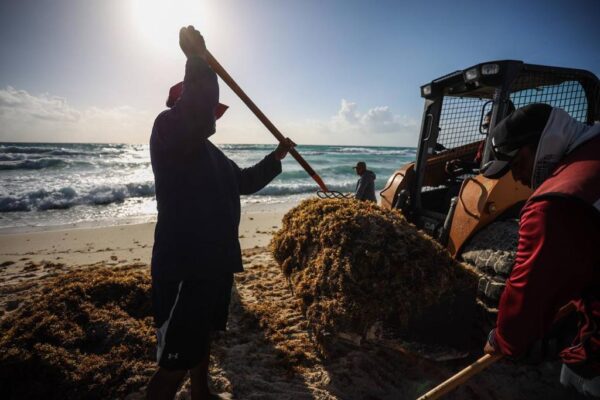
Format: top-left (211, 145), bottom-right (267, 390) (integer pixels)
top-left (152, 274), bottom-right (233, 371)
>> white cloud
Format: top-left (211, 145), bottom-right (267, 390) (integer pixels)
top-left (265, 99), bottom-right (419, 147)
top-left (0, 86), bottom-right (152, 143)
top-left (214, 99), bottom-right (419, 147)
top-left (335, 99), bottom-right (360, 124)
top-left (0, 87), bottom-right (418, 147)
top-left (332, 99), bottom-right (417, 136)
top-left (0, 86), bottom-right (80, 122)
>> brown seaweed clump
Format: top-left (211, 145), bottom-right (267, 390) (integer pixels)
top-left (270, 198), bottom-right (477, 346)
top-left (0, 265), bottom-right (154, 399)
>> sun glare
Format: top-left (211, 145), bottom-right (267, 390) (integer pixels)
top-left (131, 0), bottom-right (203, 53)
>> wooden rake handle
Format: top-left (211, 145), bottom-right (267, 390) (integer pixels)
top-left (416, 302), bottom-right (577, 400)
top-left (205, 50), bottom-right (329, 192)
top-left (416, 353), bottom-right (503, 400)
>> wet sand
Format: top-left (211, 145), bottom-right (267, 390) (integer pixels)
top-left (0, 207), bottom-right (285, 277)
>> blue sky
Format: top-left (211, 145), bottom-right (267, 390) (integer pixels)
top-left (0, 0), bottom-right (598, 146)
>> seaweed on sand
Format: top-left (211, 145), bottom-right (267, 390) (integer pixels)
top-left (0, 265), bottom-right (154, 399)
top-left (270, 198), bottom-right (477, 346)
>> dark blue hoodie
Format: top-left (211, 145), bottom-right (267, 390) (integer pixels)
top-left (150, 57), bottom-right (281, 280)
top-left (355, 170), bottom-right (376, 202)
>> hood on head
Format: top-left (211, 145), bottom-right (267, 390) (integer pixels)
top-left (531, 108), bottom-right (600, 188)
top-left (166, 81), bottom-right (228, 119)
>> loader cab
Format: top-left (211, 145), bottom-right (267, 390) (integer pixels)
top-left (380, 60), bottom-right (600, 247)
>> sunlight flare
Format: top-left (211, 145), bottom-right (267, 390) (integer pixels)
top-left (130, 0), bottom-right (204, 53)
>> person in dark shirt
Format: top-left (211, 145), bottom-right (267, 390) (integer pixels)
top-left (147, 26), bottom-right (295, 400)
top-left (482, 103), bottom-right (600, 398)
top-left (353, 161), bottom-right (377, 202)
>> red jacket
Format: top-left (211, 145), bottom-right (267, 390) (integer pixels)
top-left (494, 135), bottom-right (600, 366)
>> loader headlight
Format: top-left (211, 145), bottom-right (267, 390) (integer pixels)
top-left (465, 67), bottom-right (480, 81)
top-left (421, 84), bottom-right (432, 97)
top-left (481, 63), bottom-right (500, 75)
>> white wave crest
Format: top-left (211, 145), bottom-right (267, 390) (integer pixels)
top-left (0, 182), bottom-right (156, 212)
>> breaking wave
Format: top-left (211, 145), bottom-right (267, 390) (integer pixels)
top-left (0, 143), bottom-right (415, 228)
top-left (0, 180), bottom-right (359, 212)
top-left (0, 158), bottom-right (148, 171)
top-left (0, 158), bottom-right (70, 170)
top-left (0, 145), bottom-right (124, 157)
top-left (335, 147), bottom-right (415, 155)
top-left (0, 146), bottom-right (53, 154)
top-left (257, 181), bottom-right (356, 196)
top-left (0, 182), bottom-right (156, 212)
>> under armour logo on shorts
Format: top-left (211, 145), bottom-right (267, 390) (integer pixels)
top-left (168, 353), bottom-right (179, 360)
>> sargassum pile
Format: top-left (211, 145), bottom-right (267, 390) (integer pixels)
top-left (0, 265), bottom-right (154, 399)
top-left (270, 198), bottom-right (477, 345)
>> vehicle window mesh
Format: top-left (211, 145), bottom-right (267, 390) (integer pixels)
top-left (421, 97), bottom-right (490, 194)
top-left (437, 96), bottom-right (489, 150)
top-left (510, 77), bottom-right (588, 122)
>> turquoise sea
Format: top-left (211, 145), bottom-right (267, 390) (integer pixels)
top-left (0, 143), bottom-right (416, 230)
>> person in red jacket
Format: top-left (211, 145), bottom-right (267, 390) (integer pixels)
top-left (482, 103), bottom-right (600, 397)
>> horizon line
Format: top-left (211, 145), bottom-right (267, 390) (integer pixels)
top-left (0, 140), bottom-right (418, 149)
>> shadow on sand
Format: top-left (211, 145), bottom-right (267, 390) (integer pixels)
top-left (209, 250), bottom-right (585, 400)
top-left (209, 284), bottom-right (317, 399)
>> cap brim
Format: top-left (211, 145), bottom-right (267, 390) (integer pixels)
top-left (215, 103), bottom-right (228, 120)
top-left (481, 160), bottom-right (510, 179)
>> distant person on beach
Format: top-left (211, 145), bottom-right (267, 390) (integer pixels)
top-left (353, 161), bottom-right (376, 202)
top-left (482, 103), bottom-right (600, 397)
top-left (147, 26), bottom-right (294, 400)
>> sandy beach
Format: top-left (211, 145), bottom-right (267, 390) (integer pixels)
top-left (0, 203), bottom-right (289, 271)
top-left (0, 202), bottom-right (583, 399)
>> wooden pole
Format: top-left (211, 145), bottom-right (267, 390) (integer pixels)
top-left (205, 50), bottom-right (329, 192)
top-left (416, 302), bottom-right (576, 400)
top-left (416, 353), bottom-right (503, 400)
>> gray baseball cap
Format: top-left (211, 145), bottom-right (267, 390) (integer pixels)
top-left (482, 103), bottom-right (552, 179)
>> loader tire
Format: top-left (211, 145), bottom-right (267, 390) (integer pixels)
top-left (460, 219), bottom-right (519, 306)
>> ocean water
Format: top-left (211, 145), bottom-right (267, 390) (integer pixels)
top-left (0, 142), bottom-right (416, 230)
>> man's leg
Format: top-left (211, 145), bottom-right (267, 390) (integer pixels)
top-left (190, 349), bottom-right (211, 400)
top-left (147, 367), bottom-right (187, 400)
top-left (149, 279), bottom-right (188, 400)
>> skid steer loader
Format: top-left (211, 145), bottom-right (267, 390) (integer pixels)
top-left (380, 60), bottom-right (600, 328)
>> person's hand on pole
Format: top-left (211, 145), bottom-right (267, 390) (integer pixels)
top-left (274, 138), bottom-right (296, 161)
top-left (179, 25), bottom-right (207, 61)
top-left (483, 341), bottom-right (498, 354)
top-left (483, 329), bottom-right (503, 355)
top-left (205, 47), bottom-right (329, 191)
